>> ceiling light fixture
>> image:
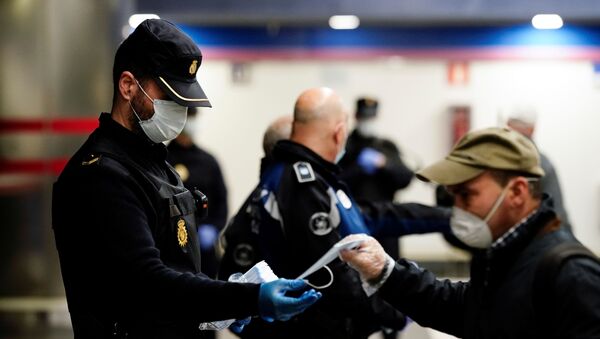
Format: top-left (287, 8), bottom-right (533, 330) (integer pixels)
top-left (329, 15), bottom-right (360, 30)
top-left (128, 14), bottom-right (160, 29)
top-left (531, 14), bottom-right (563, 30)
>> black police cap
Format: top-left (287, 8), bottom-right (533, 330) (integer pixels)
top-left (356, 97), bottom-right (378, 119)
top-left (118, 19), bottom-right (211, 108)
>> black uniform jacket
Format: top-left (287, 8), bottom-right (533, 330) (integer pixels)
top-left (52, 113), bottom-right (259, 339)
top-left (167, 141), bottom-right (228, 232)
top-left (377, 197), bottom-right (600, 339)
top-left (167, 140), bottom-right (228, 278)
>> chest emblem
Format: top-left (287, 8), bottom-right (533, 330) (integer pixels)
top-left (177, 219), bottom-right (188, 248)
top-left (309, 212), bottom-right (332, 236)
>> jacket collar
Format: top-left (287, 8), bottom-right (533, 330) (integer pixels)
top-left (97, 113), bottom-right (168, 162)
top-left (273, 140), bottom-right (341, 175)
top-left (487, 194), bottom-right (556, 259)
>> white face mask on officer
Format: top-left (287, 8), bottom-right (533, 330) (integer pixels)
top-left (356, 119), bottom-right (377, 137)
top-left (334, 124), bottom-right (348, 164)
top-left (130, 79), bottom-right (188, 144)
top-left (450, 184), bottom-right (510, 249)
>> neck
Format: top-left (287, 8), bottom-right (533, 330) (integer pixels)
top-left (110, 101), bottom-right (135, 131)
top-left (507, 198), bottom-right (542, 231)
top-left (291, 134), bottom-right (335, 163)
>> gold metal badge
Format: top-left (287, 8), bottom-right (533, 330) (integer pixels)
top-left (174, 163), bottom-right (189, 182)
top-left (177, 219), bottom-right (188, 247)
top-left (189, 60), bottom-right (198, 75)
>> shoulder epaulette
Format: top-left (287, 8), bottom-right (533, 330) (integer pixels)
top-left (293, 161), bottom-right (315, 183)
top-left (81, 153), bottom-right (102, 166)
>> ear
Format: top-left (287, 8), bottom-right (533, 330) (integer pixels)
top-left (333, 121), bottom-right (345, 145)
top-left (118, 71), bottom-right (137, 102)
top-left (508, 177), bottom-right (528, 207)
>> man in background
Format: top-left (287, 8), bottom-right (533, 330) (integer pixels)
top-left (168, 109), bottom-right (228, 279)
top-left (231, 88), bottom-right (452, 339)
top-left (506, 106), bottom-right (571, 231)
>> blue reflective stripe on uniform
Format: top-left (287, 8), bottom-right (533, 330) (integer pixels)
top-left (334, 194), bottom-right (370, 237)
top-left (364, 214), bottom-right (450, 237)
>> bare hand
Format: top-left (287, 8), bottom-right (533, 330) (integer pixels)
top-left (339, 234), bottom-right (387, 282)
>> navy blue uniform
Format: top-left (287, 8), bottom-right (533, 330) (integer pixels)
top-left (52, 114), bottom-right (259, 339)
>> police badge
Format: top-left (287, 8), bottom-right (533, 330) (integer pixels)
top-left (177, 219), bottom-right (188, 247)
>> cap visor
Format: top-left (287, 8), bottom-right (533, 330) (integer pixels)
top-left (157, 76), bottom-right (212, 108)
top-left (416, 159), bottom-right (484, 186)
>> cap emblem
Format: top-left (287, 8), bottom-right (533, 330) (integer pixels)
top-left (189, 60), bottom-right (198, 75)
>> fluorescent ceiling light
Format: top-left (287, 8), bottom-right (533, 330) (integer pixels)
top-left (531, 14), bottom-right (563, 30)
top-left (329, 15), bottom-right (360, 30)
top-left (128, 14), bottom-right (160, 28)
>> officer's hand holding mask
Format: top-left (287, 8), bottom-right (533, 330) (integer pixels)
top-left (258, 279), bottom-right (321, 322)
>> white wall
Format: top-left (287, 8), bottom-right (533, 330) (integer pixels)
top-left (191, 58), bottom-right (600, 257)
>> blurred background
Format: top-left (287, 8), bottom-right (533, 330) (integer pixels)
top-left (1, 0), bottom-right (600, 338)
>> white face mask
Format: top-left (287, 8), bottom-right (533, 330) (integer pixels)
top-left (450, 184), bottom-right (510, 249)
top-left (130, 80), bottom-right (188, 144)
top-left (357, 119), bottom-right (377, 137)
top-left (335, 147), bottom-right (346, 164)
top-left (334, 127), bottom-right (348, 164)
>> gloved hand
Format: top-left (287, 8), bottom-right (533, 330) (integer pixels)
top-left (258, 279), bottom-right (321, 322)
top-left (357, 148), bottom-right (386, 174)
top-left (198, 224), bottom-right (218, 249)
top-left (339, 234), bottom-right (387, 282)
top-left (229, 317), bottom-right (251, 334)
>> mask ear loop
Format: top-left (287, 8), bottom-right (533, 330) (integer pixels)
top-left (303, 265), bottom-right (334, 290)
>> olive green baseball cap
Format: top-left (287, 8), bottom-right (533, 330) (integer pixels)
top-left (417, 127), bottom-right (545, 185)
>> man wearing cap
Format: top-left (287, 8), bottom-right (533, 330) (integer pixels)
top-left (52, 19), bottom-right (320, 339)
top-left (339, 127), bottom-right (600, 338)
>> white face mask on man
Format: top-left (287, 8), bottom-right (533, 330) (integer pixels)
top-left (450, 184), bottom-right (510, 249)
top-left (129, 79), bottom-right (188, 144)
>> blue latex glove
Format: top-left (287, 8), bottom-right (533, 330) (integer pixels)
top-left (198, 224), bottom-right (218, 249)
top-left (357, 148), bottom-right (385, 175)
top-left (258, 279), bottom-right (321, 322)
top-left (229, 317), bottom-right (251, 334)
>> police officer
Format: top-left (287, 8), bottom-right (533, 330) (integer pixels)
top-left (226, 88), bottom-right (449, 339)
top-left (340, 127), bottom-right (600, 339)
top-left (52, 19), bottom-right (320, 339)
top-left (339, 97), bottom-right (413, 205)
top-left (168, 109), bottom-right (228, 280)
